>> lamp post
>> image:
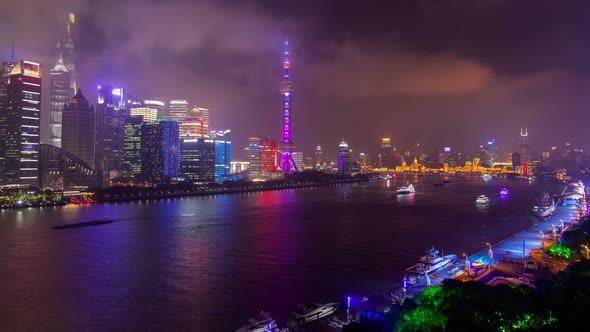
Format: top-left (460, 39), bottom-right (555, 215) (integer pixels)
top-left (552, 224), bottom-right (557, 239)
top-left (540, 230), bottom-right (545, 249)
top-left (582, 245), bottom-right (590, 260)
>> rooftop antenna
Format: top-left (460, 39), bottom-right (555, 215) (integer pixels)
top-left (11, 40), bottom-right (14, 62)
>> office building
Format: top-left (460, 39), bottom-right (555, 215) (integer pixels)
top-left (380, 137), bottom-right (394, 169)
top-left (338, 140), bottom-right (351, 175)
top-left (123, 115), bottom-right (143, 179)
top-left (292, 152), bottom-right (304, 172)
top-left (231, 161), bottom-right (249, 174)
top-left (62, 89), bottom-right (95, 168)
top-left (212, 129), bottom-right (231, 182)
top-left (168, 99), bottom-right (188, 122)
top-left (248, 137), bottom-right (262, 177)
top-left (144, 100), bottom-right (165, 120)
top-left (180, 138), bottom-right (215, 184)
top-left (261, 137), bottom-right (278, 175)
top-left (0, 61), bottom-right (42, 186)
top-left (0, 61), bottom-right (17, 178)
top-left (48, 54), bottom-right (70, 148)
top-left (130, 107), bottom-right (158, 123)
top-left (160, 119), bottom-right (179, 179)
top-left (314, 144), bottom-right (322, 170)
top-left (140, 123), bottom-right (164, 183)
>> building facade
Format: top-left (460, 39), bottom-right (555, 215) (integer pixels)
top-left (48, 54), bottom-right (70, 148)
top-left (123, 115), bottom-right (143, 179)
top-left (140, 123), bottom-right (164, 184)
top-left (261, 137), bottom-right (278, 175)
top-left (62, 89), bottom-right (95, 168)
top-left (0, 61), bottom-right (17, 178)
top-left (212, 129), bottom-right (231, 183)
top-left (130, 107), bottom-right (158, 123)
top-left (338, 140), bottom-right (351, 175)
top-left (248, 137), bottom-right (262, 177)
top-left (180, 138), bottom-right (215, 184)
top-left (168, 99), bottom-right (188, 122)
top-left (161, 119), bottom-right (180, 179)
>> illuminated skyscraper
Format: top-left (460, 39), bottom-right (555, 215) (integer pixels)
top-left (0, 61), bottom-right (42, 186)
top-left (62, 89), bottom-right (95, 168)
top-left (123, 115), bottom-right (142, 179)
top-left (292, 152), bottom-right (304, 172)
top-left (314, 144), bottom-right (322, 170)
top-left (48, 53), bottom-right (70, 148)
top-left (161, 119), bottom-right (180, 179)
top-left (212, 129), bottom-right (231, 182)
top-left (261, 137), bottom-right (278, 175)
top-left (95, 85), bottom-right (129, 186)
top-left (519, 128), bottom-right (531, 163)
top-left (278, 40), bottom-right (297, 174)
top-left (338, 140), bottom-right (351, 175)
top-left (0, 61), bottom-right (17, 177)
top-left (130, 107), bottom-right (158, 123)
top-left (141, 123), bottom-right (164, 183)
top-left (380, 137), bottom-right (394, 169)
top-left (144, 100), bottom-right (165, 120)
top-left (180, 138), bottom-right (215, 184)
top-left (168, 99), bottom-right (189, 122)
top-left (189, 106), bottom-right (210, 137)
top-left (248, 137), bottom-right (262, 177)
top-left (56, 13), bottom-right (76, 96)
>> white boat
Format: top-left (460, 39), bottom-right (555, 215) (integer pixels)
top-left (476, 195), bottom-right (490, 204)
top-left (482, 173), bottom-right (492, 180)
top-left (406, 246), bottom-right (457, 275)
top-left (396, 182), bottom-right (415, 194)
top-left (236, 311), bottom-right (278, 332)
top-left (290, 302), bottom-right (340, 325)
top-left (532, 192), bottom-right (556, 217)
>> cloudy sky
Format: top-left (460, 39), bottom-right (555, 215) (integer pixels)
top-left (1, 0), bottom-right (590, 159)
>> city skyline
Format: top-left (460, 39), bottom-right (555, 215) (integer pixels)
top-left (1, 1), bottom-right (590, 159)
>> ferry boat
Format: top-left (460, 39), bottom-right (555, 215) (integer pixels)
top-left (406, 246), bottom-right (457, 275)
top-left (396, 182), bottom-right (415, 195)
top-left (482, 173), bottom-right (493, 181)
top-left (532, 192), bottom-right (556, 217)
top-left (236, 311), bottom-right (278, 332)
top-left (476, 195), bottom-right (490, 204)
top-left (499, 188), bottom-right (509, 196)
top-left (289, 302), bottom-right (339, 325)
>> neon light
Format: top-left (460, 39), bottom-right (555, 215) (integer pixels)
top-left (23, 69), bottom-right (40, 77)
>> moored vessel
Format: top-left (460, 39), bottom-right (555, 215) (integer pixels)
top-left (476, 195), bottom-right (490, 204)
top-left (289, 302), bottom-right (339, 326)
top-left (532, 192), bottom-right (556, 217)
top-left (235, 311), bottom-right (278, 332)
top-left (406, 246), bottom-right (457, 276)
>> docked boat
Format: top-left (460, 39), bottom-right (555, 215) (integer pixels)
top-left (236, 311), bottom-right (278, 332)
top-left (406, 246), bottom-right (457, 275)
top-left (482, 173), bottom-right (493, 181)
top-left (396, 182), bottom-right (415, 195)
top-left (476, 195), bottom-right (490, 204)
top-left (532, 192), bottom-right (556, 217)
top-left (290, 302), bottom-right (340, 325)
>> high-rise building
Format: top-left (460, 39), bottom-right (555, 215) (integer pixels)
top-left (248, 137), bottom-right (262, 177)
top-left (48, 54), bottom-right (70, 148)
top-left (160, 119), bottom-right (180, 179)
top-left (140, 123), bottom-right (164, 184)
top-left (278, 40), bottom-right (297, 174)
top-left (56, 13), bottom-right (77, 96)
top-left (130, 107), bottom-right (158, 123)
top-left (261, 137), bottom-right (278, 175)
top-left (380, 137), bottom-right (394, 169)
top-left (180, 138), bottom-right (215, 184)
top-left (95, 85), bottom-right (129, 186)
top-left (0, 61), bottom-right (42, 186)
top-left (144, 100), bottom-right (165, 120)
top-left (519, 128), bottom-right (531, 163)
top-left (62, 89), bottom-right (95, 168)
top-left (338, 140), bottom-right (351, 175)
top-left (168, 99), bottom-right (189, 122)
top-left (189, 106), bottom-right (210, 137)
top-left (123, 115), bottom-right (143, 179)
top-left (314, 144), bottom-right (322, 170)
top-left (292, 151), bottom-right (304, 172)
top-left (212, 129), bottom-right (231, 182)
top-left (0, 61), bottom-right (17, 177)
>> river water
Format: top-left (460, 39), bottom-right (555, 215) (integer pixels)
top-left (0, 175), bottom-right (554, 331)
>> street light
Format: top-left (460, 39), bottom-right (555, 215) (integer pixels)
top-left (463, 253), bottom-right (471, 278)
top-left (540, 230), bottom-right (545, 249)
top-left (486, 242), bottom-right (493, 267)
top-left (582, 245), bottom-right (590, 260)
top-left (552, 224), bottom-right (557, 239)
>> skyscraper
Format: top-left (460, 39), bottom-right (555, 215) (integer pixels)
top-left (56, 13), bottom-right (76, 96)
top-left (168, 99), bottom-right (189, 122)
top-left (292, 152), bottom-right (304, 172)
top-left (261, 137), bottom-right (278, 175)
top-left (338, 140), bottom-right (351, 175)
top-left (144, 100), bottom-right (165, 120)
top-left (180, 138), bottom-right (215, 184)
top-left (130, 107), bottom-right (158, 123)
top-left (278, 40), bottom-right (297, 174)
top-left (519, 128), bottom-right (531, 163)
top-left (0, 61), bottom-right (42, 186)
top-left (161, 119), bottom-right (180, 179)
top-left (212, 129), bottom-right (231, 182)
top-left (380, 138), bottom-right (394, 169)
top-left (62, 89), bottom-right (95, 168)
top-left (0, 61), bottom-right (17, 178)
top-left (95, 85), bottom-right (129, 186)
top-left (141, 123), bottom-right (164, 184)
top-left (48, 54), bottom-right (70, 148)
top-left (189, 106), bottom-right (210, 137)
top-left (248, 137), bottom-right (262, 177)
top-left (123, 115), bottom-right (143, 179)
top-left (314, 144), bottom-right (322, 170)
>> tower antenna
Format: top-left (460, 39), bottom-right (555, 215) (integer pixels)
top-left (11, 40), bottom-right (14, 62)
top-left (278, 39), bottom-right (297, 174)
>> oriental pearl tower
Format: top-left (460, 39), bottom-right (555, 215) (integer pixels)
top-left (278, 40), bottom-right (298, 174)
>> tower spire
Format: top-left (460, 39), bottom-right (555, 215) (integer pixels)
top-left (278, 39), bottom-right (297, 174)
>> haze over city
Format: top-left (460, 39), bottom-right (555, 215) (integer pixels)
top-left (2, 0), bottom-right (590, 158)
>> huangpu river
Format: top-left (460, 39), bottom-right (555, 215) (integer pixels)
top-left (0, 175), bottom-right (555, 331)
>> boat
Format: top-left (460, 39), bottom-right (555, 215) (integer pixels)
top-left (476, 195), bottom-right (490, 204)
top-left (532, 192), bottom-right (556, 217)
top-left (52, 219), bottom-right (113, 229)
top-left (482, 173), bottom-right (493, 181)
top-left (499, 188), bottom-right (509, 196)
top-left (396, 182), bottom-right (415, 195)
top-left (290, 302), bottom-right (340, 325)
top-left (235, 311), bottom-right (278, 332)
top-left (406, 246), bottom-right (457, 276)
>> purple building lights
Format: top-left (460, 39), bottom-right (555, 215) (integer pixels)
top-left (278, 40), bottom-right (297, 174)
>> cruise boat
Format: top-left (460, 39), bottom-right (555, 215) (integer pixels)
top-left (532, 192), bottom-right (556, 217)
top-left (236, 311), bottom-right (278, 332)
top-left (499, 188), bottom-right (509, 196)
top-left (396, 182), bottom-right (415, 195)
top-left (476, 195), bottom-right (490, 204)
top-left (406, 246), bottom-right (457, 276)
top-left (482, 173), bottom-right (493, 181)
top-left (290, 302), bottom-right (340, 325)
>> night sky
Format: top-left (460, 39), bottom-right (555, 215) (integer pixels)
top-left (1, 0), bottom-right (590, 159)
